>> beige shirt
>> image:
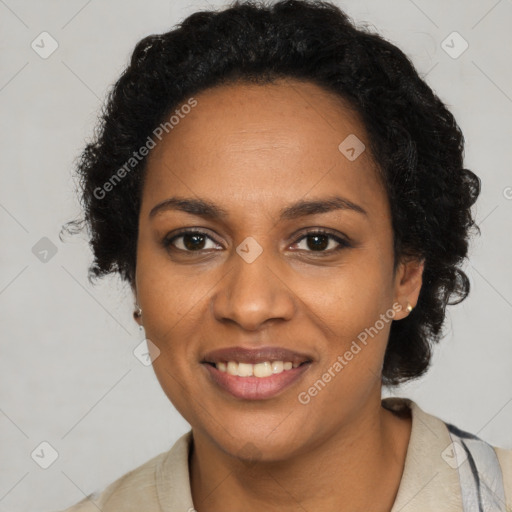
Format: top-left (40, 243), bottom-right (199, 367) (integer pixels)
top-left (57, 397), bottom-right (512, 512)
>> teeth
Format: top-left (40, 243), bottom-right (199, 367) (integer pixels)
top-left (237, 362), bottom-right (253, 377)
top-left (271, 361), bottom-right (283, 374)
top-left (254, 361), bottom-right (272, 377)
top-left (216, 360), bottom-right (302, 377)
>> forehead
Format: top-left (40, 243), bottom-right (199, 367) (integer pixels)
top-left (141, 79), bottom-right (387, 220)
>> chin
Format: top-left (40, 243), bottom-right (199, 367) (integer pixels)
top-left (208, 421), bottom-right (309, 464)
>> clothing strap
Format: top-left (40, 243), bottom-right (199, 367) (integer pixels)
top-left (446, 422), bottom-right (507, 512)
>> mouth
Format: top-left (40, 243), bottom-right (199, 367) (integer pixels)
top-left (201, 346), bottom-right (313, 400)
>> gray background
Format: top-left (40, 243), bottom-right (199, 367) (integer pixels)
top-left (1, 0), bottom-right (511, 510)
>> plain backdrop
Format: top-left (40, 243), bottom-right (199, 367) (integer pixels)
top-left (0, 0), bottom-right (511, 510)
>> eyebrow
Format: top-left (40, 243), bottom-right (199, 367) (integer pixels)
top-left (149, 195), bottom-right (368, 221)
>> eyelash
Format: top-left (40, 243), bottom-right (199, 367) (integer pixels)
top-left (162, 228), bottom-right (351, 255)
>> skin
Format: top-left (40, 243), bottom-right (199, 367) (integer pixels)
top-left (133, 78), bottom-right (424, 512)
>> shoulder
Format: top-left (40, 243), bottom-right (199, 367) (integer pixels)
top-left (55, 451), bottom-right (166, 512)
top-left (495, 446), bottom-right (512, 511)
top-left (384, 396), bottom-right (512, 512)
top-left (55, 431), bottom-right (193, 512)
top-left (495, 445), bottom-right (512, 474)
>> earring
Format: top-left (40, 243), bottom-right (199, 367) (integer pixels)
top-left (133, 305), bottom-right (142, 318)
top-left (406, 302), bottom-right (413, 313)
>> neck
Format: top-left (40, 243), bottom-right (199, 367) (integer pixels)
top-left (189, 395), bottom-right (412, 512)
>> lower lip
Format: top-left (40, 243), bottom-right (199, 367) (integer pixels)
top-left (202, 363), bottom-right (312, 400)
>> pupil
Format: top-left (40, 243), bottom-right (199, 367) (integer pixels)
top-left (184, 234), bottom-right (205, 250)
top-left (308, 234), bottom-right (328, 251)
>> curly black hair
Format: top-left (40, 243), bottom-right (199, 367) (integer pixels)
top-left (62, 0), bottom-right (480, 386)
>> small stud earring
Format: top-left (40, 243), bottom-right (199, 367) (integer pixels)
top-left (406, 302), bottom-right (413, 313)
top-left (134, 305), bottom-right (142, 319)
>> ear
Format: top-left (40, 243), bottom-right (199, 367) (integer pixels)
top-left (392, 257), bottom-right (424, 320)
top-left (133, 310), bottom-right (143, 326)
top-left (130, 280), bottom-right (142, 326)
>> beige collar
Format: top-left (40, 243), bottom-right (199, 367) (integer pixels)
top-left (386, 397), bottom-right (462, 511)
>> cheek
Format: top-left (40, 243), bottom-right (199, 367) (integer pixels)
top-left (136, 259), bottom-right (208, 417)
top-left (133, 235), bottom-right (210, 420)
top-left (298, 252), bottom-right (394, 334)
top-left (136, 233), bottom-right (208, 315)
top-left (298, 250), bottom-right (395, 383)
top-left (296, 274), bottom-right (394, 412)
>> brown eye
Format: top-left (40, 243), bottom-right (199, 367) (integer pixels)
top-left (291, 230), bottom-right (351, 253)
top-left (162, 230), bottom-right (221, 252)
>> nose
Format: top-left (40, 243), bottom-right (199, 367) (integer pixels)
top-left (211, 244), bottom-right (296, 331)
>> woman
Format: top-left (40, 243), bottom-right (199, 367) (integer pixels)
top-left (59, 0), bottom-right (511, 510)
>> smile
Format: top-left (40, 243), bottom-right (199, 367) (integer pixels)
top-left (201, 345), bottom-right (313, 400)
top-left (202, 360), bottom-right (312, 400)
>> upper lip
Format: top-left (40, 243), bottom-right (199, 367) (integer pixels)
top-left (202, 346), bottom-right (313, 365)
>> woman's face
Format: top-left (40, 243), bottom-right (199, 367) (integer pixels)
top-left (135, 79), bottom-right (422, 461)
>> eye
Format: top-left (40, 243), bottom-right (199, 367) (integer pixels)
top-left (162, 229), bottom-right (222, 252)
top-left (290, 229), bottom-right (351, 254)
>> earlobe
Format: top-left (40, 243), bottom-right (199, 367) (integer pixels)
top-left (131, 278), bottom-right (142, 325)
top-left (133, 304), bottom-right (143, 322)
top-left (394, 257), bottom-right (425, 320)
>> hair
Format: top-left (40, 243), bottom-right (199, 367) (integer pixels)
top-left (62, 0), bottom-right (480, 386)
